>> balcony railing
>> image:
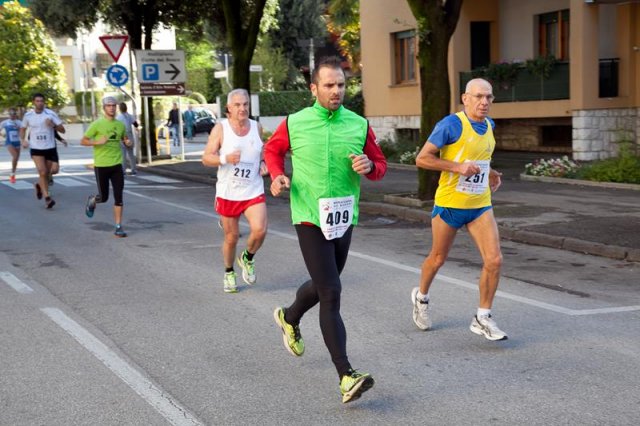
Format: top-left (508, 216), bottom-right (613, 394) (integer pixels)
top-left (459, 62), bottom-right (570, 103)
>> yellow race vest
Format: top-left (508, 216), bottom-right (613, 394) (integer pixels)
top-left (434, 111), bottom-right (495, 208)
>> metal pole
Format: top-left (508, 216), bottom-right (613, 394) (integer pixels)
top-left (224, 54), bottom-right (230, 87)
top-left (309, 38), bottom-right (315, 74)
top-left (144, 97), bottom-right (152, 164)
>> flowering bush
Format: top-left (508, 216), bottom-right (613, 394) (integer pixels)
top-left (399, 147), bottom-right (420, 165)
top-left (524, 156), bottom-right (580, 177)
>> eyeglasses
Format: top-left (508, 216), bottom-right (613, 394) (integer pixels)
top-left (104, 104), bottom-right (117, 107)
top-left (466, 93), bottom-right (495, 102)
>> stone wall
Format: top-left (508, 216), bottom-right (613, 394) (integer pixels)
top-left (572, 108), bottom-right (639, 161)
top-left (493, 117), bottom-right (572, 153)
top-left (368, 115), bottom-right (421, 142)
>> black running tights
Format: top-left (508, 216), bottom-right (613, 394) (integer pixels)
top-left (286, 224), bottom-right (354, 378)
top-left (94, 164), bottom-right (124, 206)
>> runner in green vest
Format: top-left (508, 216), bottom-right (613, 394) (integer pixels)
top-left (265, 56), bottom-right (387, 403)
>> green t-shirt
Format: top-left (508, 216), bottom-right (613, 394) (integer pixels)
top-left (84, 118), bottom-right (126, 167)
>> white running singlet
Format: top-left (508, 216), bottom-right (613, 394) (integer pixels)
top-left (215, 119), bottom-right (264, 201)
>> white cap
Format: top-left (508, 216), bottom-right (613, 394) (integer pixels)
top-left (102, 96), bottom-right (118, 106)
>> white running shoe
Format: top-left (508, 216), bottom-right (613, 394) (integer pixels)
top-left (411, 287), bottom-right (431, 330)
top-left (470, 315), bottom-right (508, 341)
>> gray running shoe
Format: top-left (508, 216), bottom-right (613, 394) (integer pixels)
top-left (411, 287), bottom-right (431, 330)
top-left (114, 225), bottom-right (127, 238)
top-left (85, 195), bottom-right (97, 218)
top-left (470, 315), bottom-right (508, 341)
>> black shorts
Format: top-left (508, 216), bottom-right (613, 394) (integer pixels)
top-left (30, 148), bottom-right (59, 163)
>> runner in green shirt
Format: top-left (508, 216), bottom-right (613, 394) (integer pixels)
top-left (81, 96), bottom-right (131, 238)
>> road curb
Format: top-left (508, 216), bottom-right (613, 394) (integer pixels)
top-left (519, 173), bottom-right (640, 191)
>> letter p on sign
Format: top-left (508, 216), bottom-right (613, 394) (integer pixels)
top-left (143, 64), bottom-right (159, 81)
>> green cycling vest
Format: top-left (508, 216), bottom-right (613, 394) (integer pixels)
top-left (288, 101), bottom-right (369, 226)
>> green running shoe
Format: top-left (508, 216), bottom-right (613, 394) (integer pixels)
top-left (273, 307), bottom-right (304, 356)
top-left (223, 271), bottom-right (238, 293)
top-left (340, 370), bottom-right (375, 403)
top-left (236, 251), bottom-right (256, 285)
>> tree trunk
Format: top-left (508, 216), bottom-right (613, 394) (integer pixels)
top-left (221, 0), bottom-right (267, 92)
top-left (407, 0), bottom-right (463, 200)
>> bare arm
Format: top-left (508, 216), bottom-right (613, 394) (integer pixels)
top-left (80, 135), bottom-right (108, 146)
top-left (202, 123), bottom-right (240, 167)
top-left (415, 141), bottom-right (481, 177)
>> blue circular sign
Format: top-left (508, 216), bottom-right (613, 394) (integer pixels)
top-left (106, 64), bottom-right (129, 87)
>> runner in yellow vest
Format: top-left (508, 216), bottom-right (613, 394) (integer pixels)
top-left (411, 78), bottom-right (508, 341)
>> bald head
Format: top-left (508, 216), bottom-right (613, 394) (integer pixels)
top-left (462, 78), bottom-right (494, 122)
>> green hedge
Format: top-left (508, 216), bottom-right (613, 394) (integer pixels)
top-left (257, 89), bottom-right (364, 117)
top-left (257, 91), bottom-right (314, 116)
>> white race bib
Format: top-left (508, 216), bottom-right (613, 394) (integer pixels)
top-left (230, 161), bottom-right (255, 188)
top-left (8, 130), bottom-right (19, 143)
top-left (319, 195), bottom-right (354, 240)
top-left (32, 130), bottom-right (51, 144)
top-left (456, 160), bottom-right (490, 194)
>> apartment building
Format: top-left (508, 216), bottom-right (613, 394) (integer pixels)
top-left (360, 0), bottom-right (640, 160)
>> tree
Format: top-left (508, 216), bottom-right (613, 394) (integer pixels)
top-left (406, 0), bottom-right (463, 200)
top-left (0, 2), bottom-right (69, 109)
top-left (218, 0), bottom-right (269, 92)
top-left (326, 0), bottom-right (360, 73)
top-left (176, 28), bottom-right (222, 102)
top-left (268, 0), bottom-right (327, 76)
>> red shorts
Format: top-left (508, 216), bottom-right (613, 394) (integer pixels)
top-left (215, 194), bottom-right (266, 218)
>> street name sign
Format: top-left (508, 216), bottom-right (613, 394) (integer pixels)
top-left (99, 35), bottom-right (129, 62)
top-left (135, 50), bottom-right (186, 83)
top-left (139, 83), bottom-right (186, 97)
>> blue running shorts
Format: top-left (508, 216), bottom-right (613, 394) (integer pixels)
top-left (431, 205), bottom-right (493, 229)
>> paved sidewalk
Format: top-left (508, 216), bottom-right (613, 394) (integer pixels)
top-left (139, 150), bottom-right (640, 262)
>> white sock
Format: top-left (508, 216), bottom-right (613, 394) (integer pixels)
top-left (477, 308), bottom-right (491, 318)
top-left (417, 291), bottom-right (429, 302)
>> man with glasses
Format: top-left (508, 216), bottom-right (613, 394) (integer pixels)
top-left (411, 78), bottom-right (508, 341)
top-left (81, 96), bottom-right (132, 238)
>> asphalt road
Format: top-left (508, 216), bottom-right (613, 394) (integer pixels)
top-left (1, 145), bottom-right (639, 425)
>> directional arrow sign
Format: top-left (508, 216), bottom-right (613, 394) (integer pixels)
top-left (106, 64), bottom-right (129, 87)
top-left (99, 35), bottom-right (128, 63)
top-left (134, 50), bottom-right (187, 84)
top-left (139, 83), bottom-right (186, 97)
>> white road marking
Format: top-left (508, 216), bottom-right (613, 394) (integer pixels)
top-left (50, 177), bottom-right (89, 187)
top-left (136, 175), bottom-right (181, 184)
top-left (0, 271), bottom-right (34, 294)
top-left (1, 180), bottom-right (34, 190)
top-left (41, 307), bottom-right (203, 426)
top-left (125, 190), bottom-right (640, 316)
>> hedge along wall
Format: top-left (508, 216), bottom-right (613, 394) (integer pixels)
top-left (257, 91), bottom-right (314, 116)
top-left (257, 90), bottom-right (364, 117)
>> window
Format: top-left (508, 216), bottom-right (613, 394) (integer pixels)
top-left (538, 10), bottom-right (569, 61)
top-left (393, 30), bottom-right (417, 84)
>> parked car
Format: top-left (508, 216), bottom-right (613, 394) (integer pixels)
top-left (183, 108), bottom-right (216, 136)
